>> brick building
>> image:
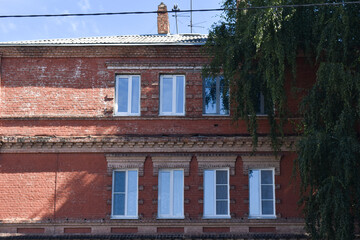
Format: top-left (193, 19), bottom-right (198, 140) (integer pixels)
top-left (0, 3), bottom-right (314, 239)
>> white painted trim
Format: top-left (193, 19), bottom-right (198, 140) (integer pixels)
top-left (203, 76), bottom-right (230, 116)
top-left (203, 168), bottom-right (231, 219)
top-left (248, 168), bottom-right (276, 219)
top-left (157, 169), bottom-right (185, 219)
top-left (111, 169), bottom-right (139, 219)
top-left (159, 75), bottom-right (186, 116)
top-left (114, 75), bottom-right (141, 116)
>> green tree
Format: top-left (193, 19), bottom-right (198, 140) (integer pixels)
top-left (203, 1), bottom-right (360, 239)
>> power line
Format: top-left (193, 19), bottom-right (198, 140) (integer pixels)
top-left (0, 1), bottom-right (359, 19)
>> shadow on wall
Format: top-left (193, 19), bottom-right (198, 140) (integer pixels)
top-left (0, 153), bottom-right (109, 222)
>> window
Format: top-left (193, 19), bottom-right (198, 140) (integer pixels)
top-left (160, 75), bottom-right (185, 116)
top-left (256, 92), bottom-right (266, 115)
top-left (158, 169), bottom-right (184, 219)
top-left (203, 169), bottom-right (230, 218)
top-left (112, 170), bottom-right (138, 219)
top-left (115, 75), bottom-right (140, 116)
top-left (203, 76), bottom-right (229, 115)
top-left (249, 169), bottom-right (275, 218)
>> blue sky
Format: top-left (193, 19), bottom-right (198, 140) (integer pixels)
top-left (0, 0), bottom-right (223, 42)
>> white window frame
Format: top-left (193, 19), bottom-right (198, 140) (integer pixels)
top-left (111, 169), bottom-right (138, 219)
top-left (203, 168), bottom-right (230, 219)
top-left (158, 169), bottom-right (184, 219)
top-left (114, 75), bottom-right (141, 116)
top-left (248, 168), bottom-right (276, 219)
top-left (203, 77), bottom-right (230, 116)
top-left (159, 75), bottom-right (185, 116)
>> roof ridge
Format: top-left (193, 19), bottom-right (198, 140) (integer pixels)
top-left (0, 34), bottom-right (208, 46)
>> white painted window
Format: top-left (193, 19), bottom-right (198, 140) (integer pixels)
top-left (159, 75), bottom-right (185, 116)
top-left (112, 170), bottom-right (138, 219)
top-left (158, 169), bottom-right (184, 219)
top-left (203, 77), bottom-right (229, 115)
top-left (203, 169), bottom-right (230, 218)
top-left (115, 75), bottom-right (140, 116)
top-left (249, 169), bottom-right (276, 218)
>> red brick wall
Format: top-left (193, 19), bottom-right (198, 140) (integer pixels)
top-left (0, 153), bottom-right (108, 221)
top-left (0, 152), bottom-right (301, 221)
top-left (0, 46), bottom-right (316, 137)
top-left (0, 45), bottom-right (308, 234)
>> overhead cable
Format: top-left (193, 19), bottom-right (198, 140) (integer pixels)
top-left (0, 1), bottom-right (359, 19)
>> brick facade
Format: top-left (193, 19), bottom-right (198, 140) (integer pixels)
top-left (0, 40), bottom-right (315, 238)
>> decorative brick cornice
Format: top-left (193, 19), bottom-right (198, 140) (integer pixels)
top-left (0, 136), bottom-right (297, 153)
top-left (196, 154), bottom-right (238, 175)
top-left (105, 154), bottom-right (146, 176)
top-left (151, 154), bottom-right (192, 176)
top-left (0, 46), bottom-right (206, 58)
top-left (241, 154), bottom-right (282, 175)
top-left (106, 62), bottom-right (203, 71)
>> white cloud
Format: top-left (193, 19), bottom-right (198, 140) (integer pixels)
top-left (0, 22), bottom-right (16, 34)
top-left (71, 22), bottom-right (78, 32)
top-left (92, 23), bottom-right (100, 34)
top-left (78, 0), bottom-right (91, 12)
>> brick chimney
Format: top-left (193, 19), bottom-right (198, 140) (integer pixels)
top-left (157, 2), bottom-right (170, 34)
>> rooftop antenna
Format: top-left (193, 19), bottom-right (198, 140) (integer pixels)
top-left (187, 0), bottom-right (204, 33)
top-left (190, 0), bottom-right (192, 33)
top-left (172, 4), bottom-right (180, 34)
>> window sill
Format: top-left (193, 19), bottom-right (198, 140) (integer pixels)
top-left (158, 114), bottom-right (186, 117)
top-left (157, 216), bottom-right (185, 220)
top-left (113, 113), bottom-right (141, 117)
top-left (248, 216), bottom-right (277, 219)
top-left (110, 216), bottom-right (139, 220)
top-left (202, 114), bottom-right (230, 117)
top-left (202, 215), bottom-right (231, 219)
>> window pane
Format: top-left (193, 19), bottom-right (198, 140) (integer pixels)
top-left (204, 170), bottom-right (215, 216)
top-left (262, 200), bottom-right (274, 215)
top-left (249, 170), bottom-right (260, 216)
top-left (219, 85), bottom-right (229, 115)
top-left (204, 77), bottom-right (216, 88)
top-left (204, 87), bottom-right (217, 114)
top-left (216, 185), bottom-right (227, 200)
top-left (131, 77), bottom-right (140, 114)
top-left (256, 93), bottom-right (266, 115)
top-left (159, 171), bottom-right (170, 215)
top-left (114, 171), bottom-right (125, 193)
top-left (261, 185), bottom-right (273, 200)
top-left (204, 77), bottom-right (217, 114)
top-left (203, 77), bottom-right (229, 115)
top-left (216, 170), bottom-right (227, 184)
top-left (127, 170), bottom-right (138, 216)
top-left (261, 170), bottom-right (273, 184)
top-left (216, 200), bottom-right (228, 215)
top-left (161, 77), bottom-right (173, 113)
top-left (173, 170), bottom-right (183, 217)
top-left (117, 78), bottom-right (128, 113)
top-left (113, 194), bottom-right (125, 215)
top-left (175, 76), bottom-right (184, 114)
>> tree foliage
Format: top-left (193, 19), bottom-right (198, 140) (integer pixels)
top-left (203, 0), bottom-right (360, 239)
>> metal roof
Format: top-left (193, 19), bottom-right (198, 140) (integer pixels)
top-left (0, 34), bottom-right (208, 46)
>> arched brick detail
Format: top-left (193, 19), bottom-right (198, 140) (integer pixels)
top-left (196, 154), bottom-right (238, 175)
top-left (241, 154), bottom-right (282, 175)
top-left (105, 154), bottom-right (146, 176)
